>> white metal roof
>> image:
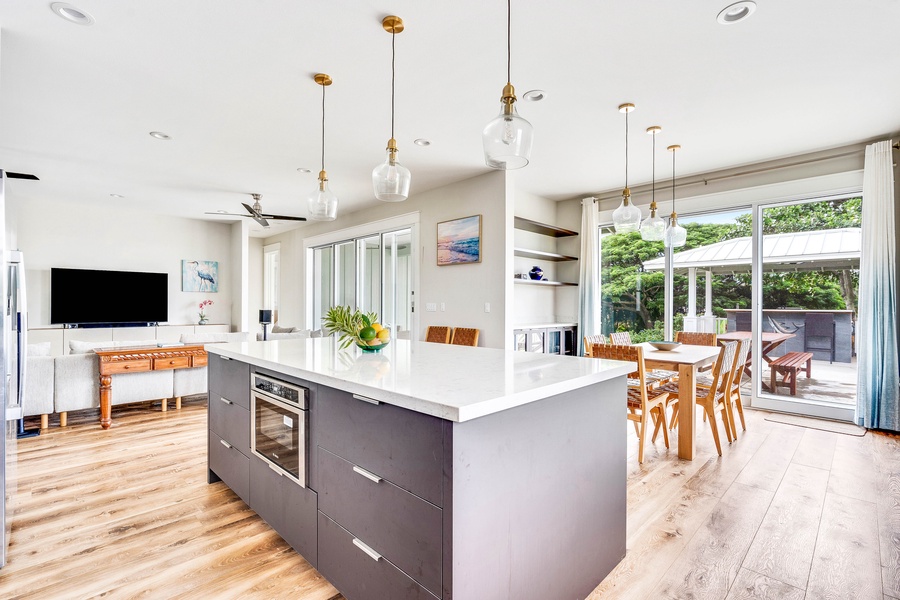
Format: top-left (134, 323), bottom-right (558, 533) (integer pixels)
top-left (641, 228), bottom-right (861, 274)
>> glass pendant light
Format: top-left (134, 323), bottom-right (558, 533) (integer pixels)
top-left (640, 125), bottom-right (666, 241)
top-left (664, 144), bottom-right (687, 248)
top-left (307, 73), bottom-right (338, 221)
top-left (482, 0), bottom-right (533, 170)
top-left (372, 16), bottom-right (411, 202)
top-left (612, 103), bottom-right (642, 233)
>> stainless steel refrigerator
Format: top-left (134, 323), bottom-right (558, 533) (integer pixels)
top-left (1, 172), bottom-right (26, 568)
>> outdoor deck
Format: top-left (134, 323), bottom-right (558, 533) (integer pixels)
top-left (739, 358), bottom-right (857, 406)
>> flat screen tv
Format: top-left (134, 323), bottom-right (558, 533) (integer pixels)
top-left (51, 268), bottom-right (168, 326)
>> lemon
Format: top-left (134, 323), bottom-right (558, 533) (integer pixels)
top-left (372, 323), bottom-right (384, 333)
top-left (359, 326), bottom-right (377, 341)
top-left (376, 329), bottom-right (390, 342)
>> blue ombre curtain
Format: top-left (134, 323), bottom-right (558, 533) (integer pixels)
top-left (577, 198), bottom-right (600, 356)
top-left (857, 139), bottom-right (899, 431)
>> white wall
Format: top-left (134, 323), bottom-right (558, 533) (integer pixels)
top-left (249, 236), bottom-right (263, 338)
top-left (14, 197), bottom-right (234, 328)
top-left (264, 171), bottom-right (511, 348)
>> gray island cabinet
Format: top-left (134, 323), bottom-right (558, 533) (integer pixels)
top-left (206, 339), bottom-right (634, 600)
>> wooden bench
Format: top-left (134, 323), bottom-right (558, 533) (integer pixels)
top-left (769, 351), bottom-right (813, 395)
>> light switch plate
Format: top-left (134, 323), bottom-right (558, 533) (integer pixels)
top-left (484, 302), bottom-right (491, 313)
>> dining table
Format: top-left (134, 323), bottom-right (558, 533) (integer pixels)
top-left (716, 331), bottom-right (795, 390)
top-left (638, 342), bottom-right (722, 461)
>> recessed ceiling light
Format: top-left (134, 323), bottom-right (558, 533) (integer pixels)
top-left (717, 1), bottom-right (757, 24)
top-left (109, 193), bottom-right (124, 199)
top-left (523, 90), bottom-right (546, 102)
top-left (297, 168), bottom-right (312, 173)
top-left (413, 139), bottom-right (431, 147)
top-left (51, 3), bottom-right (94, 25)
top-left (149, 131), bottom-right (171, 140)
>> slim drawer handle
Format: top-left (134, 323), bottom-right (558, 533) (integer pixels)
top-left (352, 465), bottom-right (383, 484)
top-left (268, 464), bottom-right (284, 477)
top-left (219, 397), bottom-right (233, 405)
top-left (352, 538), bottom-right (382, 562)
top-left (220, 356), bottom-right (232, 361)
top-left (352, 393), bottom-right (380, 406)
top-left (219, 439), bottom-right (232, 449)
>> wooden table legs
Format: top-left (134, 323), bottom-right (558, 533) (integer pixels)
top-left (677, 363), bottom-right (696, 460)
top-left (99, 374), bottom-right (112, 430)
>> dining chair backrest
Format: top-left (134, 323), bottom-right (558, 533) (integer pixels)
top-left (709, 341), bottom-right (738, 395)
top-left (609, 332), bottom-right (632, 345)
top-left (450, 327), bottom-right (480, 347)
top-left (425, 326), bottom-right (451, 344)
top-left (733, 338), bottom-right (750, 383)
top-left (583, 334), bottom-right (607, 355)
top-left (590, 343), bottom-right (647, 390)
top-left (674, 331), bottom-right (717, 347)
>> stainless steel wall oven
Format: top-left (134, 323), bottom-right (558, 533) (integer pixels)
top-left (250, 373), bottom-right (309, 486)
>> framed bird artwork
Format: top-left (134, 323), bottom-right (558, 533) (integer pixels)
top-left (182, 260), bottom-right (218, 292)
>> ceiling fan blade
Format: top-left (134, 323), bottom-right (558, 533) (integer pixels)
top-left (259, 213), bottom-right (308, 222)
top-left (204, 211), bottom-right (269, 226)
top-left (5, 172), bottom-right (39, 180)
top-left (241, 202), bottom-right (262, 217)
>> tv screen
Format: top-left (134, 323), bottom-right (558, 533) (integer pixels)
top-left (51, 268), bottom-right (168, 326)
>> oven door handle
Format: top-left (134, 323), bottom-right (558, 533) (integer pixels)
top-left (268, 463), bottom-right (285, 477)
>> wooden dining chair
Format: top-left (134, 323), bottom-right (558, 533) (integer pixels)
top-left (425, 326), bottom-right (451, 344)
top-left (674, 331), bottom-right (717, 346)
top-left (655, 341), bottom-right (738, 456)
top-left (582, 334), bottom-right (607, 356)
top-left (590, 343), bottom-right (670, 464)
top-left (450, 327), bottom-right (480, 347)
top-left (724, 338), bottom-right (750, 437)
top-left (608, 332), bottom-right (632, 345)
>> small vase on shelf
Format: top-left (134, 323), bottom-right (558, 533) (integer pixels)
top-left (198, 315), bottom-right (209, 325)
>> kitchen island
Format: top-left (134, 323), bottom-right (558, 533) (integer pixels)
top-left (206, 338), bottom-right (633, 600)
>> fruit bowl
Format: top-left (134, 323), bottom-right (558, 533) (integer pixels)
top-left (356, 339), bottom-right (390, 353)
top-left (647, 340), bottom-right (681, 351)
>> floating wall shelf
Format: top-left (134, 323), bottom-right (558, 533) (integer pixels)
top-left (514, 279), bottom-right (578, 287)
top-left (513, 216), bottom-right (578, 238)
top-left (513, 247), bottom-right (578, 262)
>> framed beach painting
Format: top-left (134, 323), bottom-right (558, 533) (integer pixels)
top-left (437, 214), bottom-right (482, 266)
top-left (182, 260), bottom-right (219, 292)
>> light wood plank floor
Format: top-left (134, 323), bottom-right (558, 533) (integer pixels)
top-left (1, 400), bottom-right (898, 600)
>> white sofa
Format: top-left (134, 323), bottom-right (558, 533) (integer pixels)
top-left (173, 332), bottom-right (252, 398)
top-left (24, 343), bottom-right (55, 429)
top-left (54, 339), bottom-right (175, 427)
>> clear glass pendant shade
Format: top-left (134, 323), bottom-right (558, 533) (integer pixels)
top-left (372, 147), bottom-right (411, 202)
top-left (307, 174), bottom-right (338, 221)
top-left (612, 195), bottom-right (642, 233)
top-left (482, 102), bottom-right (533, 170)
top-left (664, 214), bottom-right (687, 248)
top-left (640, 210), bottom-right (667, 241)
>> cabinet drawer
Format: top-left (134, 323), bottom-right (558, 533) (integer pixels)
top-left (209, 431), bottom-right (250, 505)
top-left (318, 512), bottom-right (439, 600)
top-left (315, 386), bottom-right (443, 506)
top-left (104, 359), bottom-right (151, 374)
top-left (249, 455), bottom-right (317, 567)
top-left (153, 356), bottom-right (191, 370)
top-left (318, 448), bottom-right (441, 597)
top-left (193, 354), bottom-right (208, 368)
top-left (208, 354), bottom-right (249, 409)
top-left (208, 395), bottom-right (250, 456)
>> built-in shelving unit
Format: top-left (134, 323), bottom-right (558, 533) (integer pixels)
top-left (514, 279), bottom-right (577, 287)
top-left (514, 216), bottom-right (579, 285)
top-left (513, 247), bottom-right (578, 262)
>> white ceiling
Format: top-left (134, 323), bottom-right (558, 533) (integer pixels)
top-left (1, 1), bottom-right (898, 236)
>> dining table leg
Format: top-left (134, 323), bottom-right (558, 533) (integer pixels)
top-left (677, 363), bottom-right (696, 460)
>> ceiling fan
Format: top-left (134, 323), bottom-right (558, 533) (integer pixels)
top-left (2, 171), bottom-right (39, 180)
top-left (206, 193), bottom-right (307, 228)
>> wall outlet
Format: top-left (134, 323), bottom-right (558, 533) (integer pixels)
top-left (426, 303), bottom-right (437, 312)
top-left (484, 302), bottom-right (491, 313)
top-left (440, 302), bottom-right (445, 312)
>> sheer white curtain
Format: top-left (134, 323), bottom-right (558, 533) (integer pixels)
top-left (857, 139), bottom-right (899, 431)
top-left (577, 198), bottom-right (600, 355)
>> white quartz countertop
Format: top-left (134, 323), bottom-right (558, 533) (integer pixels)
top-left (208, 338), bottom-right (634, 422)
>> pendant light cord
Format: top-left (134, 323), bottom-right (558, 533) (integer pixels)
top-left (507, 0), bottom-right (511, 83)
top-left (671, 148), bottom-right (676, 212)
top-left (391, 27), bottom-right (396, 140)
top-left (651, 131), bottom-right (655, 203)
top-left (624, 109), bottom-right (629, 189)
top-left (321, 82), bottom-right (326, 172)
